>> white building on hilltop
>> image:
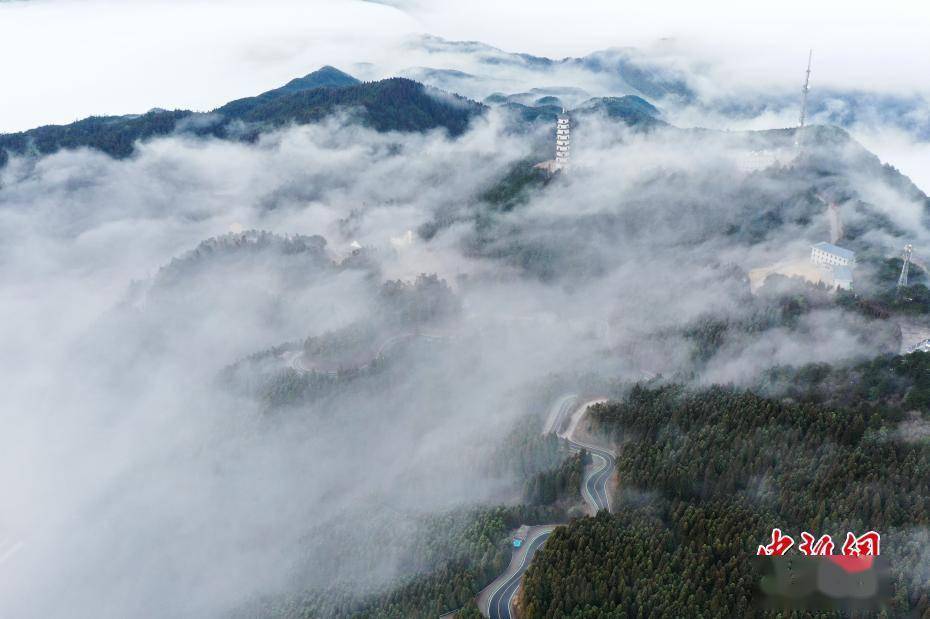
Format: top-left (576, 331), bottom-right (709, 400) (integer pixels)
top-left (811, 242), bottom-right (855, 290)
top-left (811, 242), bottom-right (855, 267)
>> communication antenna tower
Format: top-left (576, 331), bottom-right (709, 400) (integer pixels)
top-left (898, 244), bottom-right (914, 289)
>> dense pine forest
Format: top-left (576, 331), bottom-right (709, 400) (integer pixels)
top-left (520, 378), bottom-right (930, 617)
top-left (758, 352), bottom-right (930, 414)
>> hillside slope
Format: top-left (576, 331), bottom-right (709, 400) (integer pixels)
top-left (0, 69), bottom-right (485, 168)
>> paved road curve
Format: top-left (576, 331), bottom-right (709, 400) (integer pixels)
top-left (542, 393), bottom-right (578, 435)
top-left (486, 527), bottom-right (555, 619)
top-left (569, 438), bottom-right (615, 512)
top-left (553, 395), bottom-right (614, 514)
top-left (477, 396), bottom-right (616, 618)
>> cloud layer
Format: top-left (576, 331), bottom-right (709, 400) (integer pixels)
top-left (2, 7), bottom-right (930, 614)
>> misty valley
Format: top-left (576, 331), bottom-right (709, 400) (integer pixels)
top-left (4, 29), bottom-right (930, 619)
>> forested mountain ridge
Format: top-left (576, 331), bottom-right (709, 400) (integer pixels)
top-left (457, 123), bottom-right (930, 284)
top-left (149, 230), bottom-right (332, 293)
top-left (214, 65), bottom-right (360, 118)
top-left (487, 94), bottom-right (665, 130)
top-left (576, 95), bottom-right (664, 127)
top-left (413, 35), bottom-right (695, 104)
top-left (409, 35), bottom-right (930, 140)
top-left (220, 78), bottom-right (484, 139)
top-left (0, 69), bottom-right (485, 168)
top-left (0, 109), bottom-right (190, 168)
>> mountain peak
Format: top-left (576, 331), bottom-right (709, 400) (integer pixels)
top-left (214, 66), bottom-right (360, 117)
top-left (275, 66), bottom-right (360, 95)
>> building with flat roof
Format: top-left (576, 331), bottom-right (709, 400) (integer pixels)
top-left (809, 242), bottom-right (855, 290)
top-left (811, 242), bottom-right (855, 267)
top-left (750, 242), bottom-right (856, 294)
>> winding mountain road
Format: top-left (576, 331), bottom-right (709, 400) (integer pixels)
top-left (573, 440), bottom-right (615, 513)
top-left (551, 394), bottom-right (613, 513)
top-left (478, 395), bottom-right (615, 619)
top-left (484, 526), bottom-right (557, 619)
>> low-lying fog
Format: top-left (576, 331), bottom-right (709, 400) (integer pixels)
top-left (0, 102), bottom-right (925, 617)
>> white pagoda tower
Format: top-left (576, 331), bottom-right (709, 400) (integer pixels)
top-left (555, 109), bottom-right (571, 168)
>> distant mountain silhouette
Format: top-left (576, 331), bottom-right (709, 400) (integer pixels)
top-left (0, 67), bottom-right (485, 168)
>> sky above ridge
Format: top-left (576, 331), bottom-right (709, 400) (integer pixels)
top-left (1, 0), bottom-right (929, 133)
